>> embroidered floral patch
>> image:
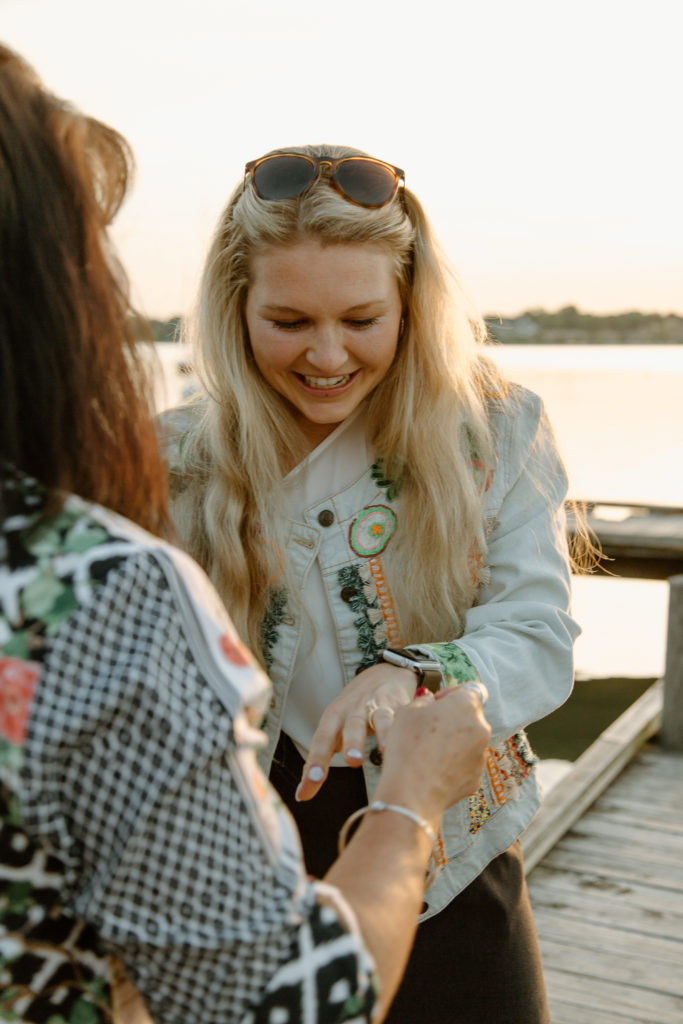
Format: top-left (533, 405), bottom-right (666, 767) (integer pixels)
top-left (369, 458), bottom-right (402, 501)
top-left (337, 566), bottom-right (387, 669)
top-left (260, 587), bottom-right (287, 671)
top-left (349, 505), bottom-right (397, 558)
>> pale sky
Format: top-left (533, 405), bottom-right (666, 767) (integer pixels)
top-left (3, 0), bottom-right (682, 320)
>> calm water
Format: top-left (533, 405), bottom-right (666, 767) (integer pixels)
top-left (488, 344), bottom-right (682, 683)
top-left (156, 343), bottom-right (682, 683)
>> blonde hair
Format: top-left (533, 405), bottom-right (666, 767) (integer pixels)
top-left (172, 144), bottom-right (508, 660)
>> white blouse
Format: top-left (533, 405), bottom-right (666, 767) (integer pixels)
top-left (281, 406), bottom-right (371, 764)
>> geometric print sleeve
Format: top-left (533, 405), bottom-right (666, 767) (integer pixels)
top-left (17, 548), bottom-right (378, 1024)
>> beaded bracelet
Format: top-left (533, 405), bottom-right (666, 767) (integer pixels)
top-left (338, 800), bottom-right (447, 887)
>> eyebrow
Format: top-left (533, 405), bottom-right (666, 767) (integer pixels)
top-left (259, 300), bottom-right (388, 315)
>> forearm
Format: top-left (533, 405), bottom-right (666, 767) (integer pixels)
top-left (324, 807), bottom-right (432, 1021)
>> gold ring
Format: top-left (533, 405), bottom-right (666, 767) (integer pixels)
top-left (365, 698), bottom-right (394, 731)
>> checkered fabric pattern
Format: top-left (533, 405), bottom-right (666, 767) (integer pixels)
top-left (1, 480), bottom-right (376, 1023)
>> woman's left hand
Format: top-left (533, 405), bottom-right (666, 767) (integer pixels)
top-left (296, 663), bottom-right (418, 802)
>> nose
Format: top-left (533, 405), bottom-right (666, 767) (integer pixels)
top-left (305, 327), bottom-right (349, 373)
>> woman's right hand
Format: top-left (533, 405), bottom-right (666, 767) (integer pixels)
top-left (375, 686), bottom-right (491, 827)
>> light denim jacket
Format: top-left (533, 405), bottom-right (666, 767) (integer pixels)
top-left (161, 386), bottom-right (580, 919)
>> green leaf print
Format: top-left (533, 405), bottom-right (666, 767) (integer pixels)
top-left (1, 630), bottom-right (30, 661)
top-left (4, 881), bottom-right (33, 916)
top-left (81, 978), bottom-right (110, 1006)
top-left (43, 586), bottom-right (80, 635)
top-left (22, 510), bottom-right (77, 557)
top-left (0, 987), bottom-right (24, 1019)
top-left (63, 524), bottom-right (109, 554)
top-left (0, 737), bottom-right (24, 775)
top-left (21, 569), bottom-right (67, 619)
top-left (69, 999), bottom-right (101, 1024)
top-left (426, 643), bottom-right (480, 685)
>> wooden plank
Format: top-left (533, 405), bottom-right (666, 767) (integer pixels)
top-left (545, 1001), bottom-right (649, 1024)
top-left (539, 844), bottom-right (683, 892)
top-left (531, 909), bottom-right (683, 964)
top-left (527, 725), bottom-right (683, 1022)
top-left (521, 682), bottom-right (664, 872)
top-left (539, 936), bottom-right (683, 997)
top-left (592, 795), bottom-right (683, 831)
top-left (531, 894), bottom-right (683, 944)
top-left (567, 812), bottom-right (683, 855)
top-left (541, 968), bottom-right (683, 1023)
top-left (529, 865), bottom-right (683, 927)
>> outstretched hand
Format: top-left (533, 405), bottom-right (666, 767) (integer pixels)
top-left (296, 662), bottom-right (416, 802)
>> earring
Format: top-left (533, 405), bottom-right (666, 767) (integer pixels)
top-left (399, 317), bottom-right (406, 336)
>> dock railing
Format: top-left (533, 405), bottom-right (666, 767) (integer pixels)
top-left (662, 574), bottom-right (683, 750)
top-left (522, 571), bottom-right (683, 873)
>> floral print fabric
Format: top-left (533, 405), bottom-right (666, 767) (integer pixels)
top-left (0, 470), bottom-right (376, 1023)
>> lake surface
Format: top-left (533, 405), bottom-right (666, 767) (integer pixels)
top-left (155, 342), bottom-right (682, 683)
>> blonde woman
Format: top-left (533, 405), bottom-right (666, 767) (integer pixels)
top-left (0, 58), bottom-right (494, 1024)
top-left (160, 146), bottom-right (580, 1023)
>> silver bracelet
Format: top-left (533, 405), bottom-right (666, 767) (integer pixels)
top-left (459, 680), bottom-right (488, 706)
top-left (338, 800), bottom-right (447, 887)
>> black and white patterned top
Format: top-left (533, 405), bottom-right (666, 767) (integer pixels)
top-left (0, 470), bottom-right (377, 1024)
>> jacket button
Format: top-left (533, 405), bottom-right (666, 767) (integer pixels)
top-left (369, 746), bottom-right (383, 766)
top-left (340, 586), bottom-right (357, 603)
top-left (318, 509), bottom-right (335, 527)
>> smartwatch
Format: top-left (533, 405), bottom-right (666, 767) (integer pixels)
top-left (378, 647), bottom-right (444, 693)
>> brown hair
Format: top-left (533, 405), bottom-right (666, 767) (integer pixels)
top-left (0, 44), bottom-right (167, 534)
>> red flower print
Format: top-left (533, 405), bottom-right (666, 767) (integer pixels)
top-left (0, 658), bottom-right (42, 745)
top-left (219, 633), bottom-right (251, 667)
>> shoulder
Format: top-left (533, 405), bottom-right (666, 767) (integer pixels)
top-left (155, 399), bottom-right (205, 470)
top-left (485, 384), bottom-right (565, 500)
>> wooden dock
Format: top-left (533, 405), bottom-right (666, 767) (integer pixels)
top-left (568, 501), bottom-right (683, 579)
top-left (522, 681), bottom-right (683, 1022)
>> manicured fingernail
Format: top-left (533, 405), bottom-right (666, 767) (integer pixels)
top-left (308, 766), bottom-right (324, 782)
top-left (415, 687), bottom-right (431, 697)
top-left (346, 748), bottom-right (364, 760)
top-left (294, 783), bottom-right (303, 802)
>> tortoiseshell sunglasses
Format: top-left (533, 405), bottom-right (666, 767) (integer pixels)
top-left (244, 153), bottom-right (405, 209)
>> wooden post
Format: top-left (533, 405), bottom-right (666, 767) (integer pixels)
top-left (662, 574), bottom-right (683, 750)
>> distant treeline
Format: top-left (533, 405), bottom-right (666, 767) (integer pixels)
top-left (132, 315), bottom-right (183, 343)
top-left (136, 307), bottom-right (683, 345)
top-left (486, 306), bottom-right (683, 344)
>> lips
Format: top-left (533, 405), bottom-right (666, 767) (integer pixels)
top-left (305, 374), bottom-right (349, 388)
top-left (298, 372), bottom-right (355, 390)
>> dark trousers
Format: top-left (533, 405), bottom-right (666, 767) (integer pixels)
top-left (270, 732), bottom-right (550, 1024)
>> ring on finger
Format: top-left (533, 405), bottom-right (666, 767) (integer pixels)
top-left (365, 698), bottom-right (394, 731)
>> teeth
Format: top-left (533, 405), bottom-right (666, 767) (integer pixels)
top-left (304, 374), bottom-right (351, 389)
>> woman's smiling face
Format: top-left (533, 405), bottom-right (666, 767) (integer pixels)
top-left (245, 238), bottom-right (402, 449)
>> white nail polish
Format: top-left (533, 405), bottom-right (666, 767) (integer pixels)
top-left (308, 766), bottom-right (324, 782)
top-left (346, 748), bottom-right (364, 760)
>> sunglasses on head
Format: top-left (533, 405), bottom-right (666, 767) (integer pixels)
top-left (244, 153), bottom-right (405, 209)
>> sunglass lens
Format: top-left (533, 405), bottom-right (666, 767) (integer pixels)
top-left (334, 159), bottom-right (398, 207)
top-left (252, 156), bottom-right (317, 200)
